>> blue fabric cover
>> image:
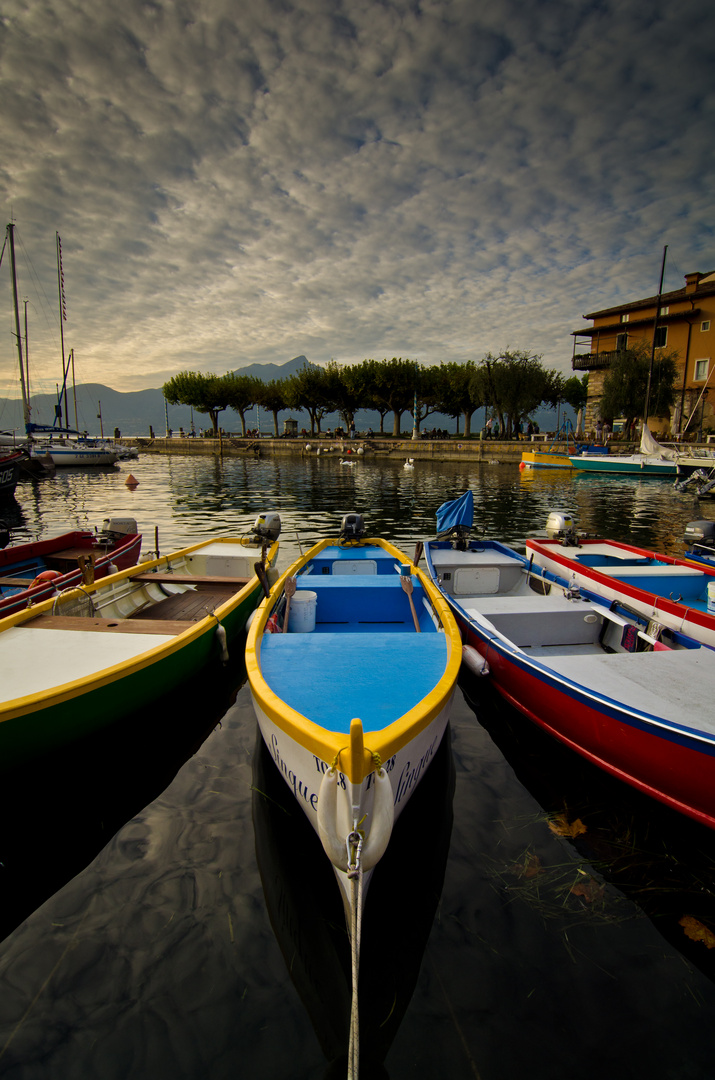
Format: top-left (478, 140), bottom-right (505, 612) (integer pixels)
top-left (435, 490), bottom-right (474, 536)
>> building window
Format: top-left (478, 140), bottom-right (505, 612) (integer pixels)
top-left (654, 326), bottom-right (667, 348)
top-left (616, 333), bottom-right (628, 352)
top-left (620, 313), bottom-right (629, 323)
top-left (702, 321), bottom-right (711, 332)
top-left (659, 305), bottom-right (669, 316)
top-left (695, 359), bottom-right (710, 381)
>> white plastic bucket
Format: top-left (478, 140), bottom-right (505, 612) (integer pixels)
top-left (288, 591), bottom-right (317, 633)
top-left (708, 581), bottom-right (715, 614)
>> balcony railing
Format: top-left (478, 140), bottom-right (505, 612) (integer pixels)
top-left (572, 351), bottom-right (619, 371)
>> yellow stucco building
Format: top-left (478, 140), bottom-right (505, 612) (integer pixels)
top-left (571, 269), bottom-right (715, 438)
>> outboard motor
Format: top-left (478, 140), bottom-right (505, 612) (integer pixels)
top-left (0, 520), bottom-right (9, 549)
top-left (684, 519), bottom-right (715, 552)
top-left (339, 512), bottom-right (365, 542)
top-left (99, 517), bottom-right (138, 541)
top-left (252, 513), bottom-right (282, 544)
top-left (545, 511), bottom-right (581, 547)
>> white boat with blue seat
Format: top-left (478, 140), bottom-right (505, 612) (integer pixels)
top-left (246, 516), bottom-right (461, 910)
top-left (246, 514), bottom-right (461, 1073)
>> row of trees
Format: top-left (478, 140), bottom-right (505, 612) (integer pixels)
top-left (163, 353), bottom-right (589, 438)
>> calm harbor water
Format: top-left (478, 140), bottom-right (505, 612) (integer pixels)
top-left (2, 453), bottom-right (715, 1079)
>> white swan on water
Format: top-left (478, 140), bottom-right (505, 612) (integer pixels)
top-left (404, 458), bottom-right (415, 470)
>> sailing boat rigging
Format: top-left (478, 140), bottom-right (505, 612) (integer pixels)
top-left (2, 223), bottom-right (118, 467)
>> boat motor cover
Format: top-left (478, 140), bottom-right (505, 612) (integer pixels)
top-left (436, 490), bottom-right (474, 538)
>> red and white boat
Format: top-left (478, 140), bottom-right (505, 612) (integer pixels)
top-left (423, 493), bottom-right (715, 832)
top-left (525, 513), bottom-right (715, 648)
top-left (0, 518), bottom-right (142, 617)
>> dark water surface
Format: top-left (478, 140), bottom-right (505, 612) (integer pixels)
top-left (1, 454), bottom-right (715, 1079)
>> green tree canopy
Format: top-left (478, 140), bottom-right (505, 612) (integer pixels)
top-left (599, 343), bottom-right (678, 434)
top-left (285, 362), bottom-right (335, 435)
top-left (162, 371), bottom-right (231, 435)
top-left (371, 357), bottom-right (420, 436)
top-left (480, 350), bottom-right (552, 436)
top-left (224, 373), bottom-right (261, 436)
top-left (256, 378), bottom-right (290, 437)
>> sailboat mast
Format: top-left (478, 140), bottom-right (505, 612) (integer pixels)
top-left (56, 231), bottom-right (69, 427)
top-left (643, 245), bottom-right (668, 425)
top-left (6, 224), bottom-right (31, 430)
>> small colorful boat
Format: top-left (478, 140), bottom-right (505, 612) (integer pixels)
top-left (0, 517), bottom-right (280, 768)
top-left (0, 518), bottom-right (142, 616)
top-left (568, 424), bottom-right (679, 476)
top-left (245, 515), bottom-right (461, 920)
top-left (425, 492), bottom-right (715, 831)
top-left (519, 420), bottom-right (605, 470)
top-left (525, 513), bottom-right (715, 647)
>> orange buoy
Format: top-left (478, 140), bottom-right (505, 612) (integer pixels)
top-left (31, 569), bottom-right (63, 588)
top-left (125, 473), bottom-right (139, 488)
top-left (518, 461), bottom-right (526, 470)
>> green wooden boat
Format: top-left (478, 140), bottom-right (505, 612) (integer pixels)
top-left (0, 528), bottom-right (280, 768)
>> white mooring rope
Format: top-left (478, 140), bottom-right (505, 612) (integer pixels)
top-left (347, 831), bottom-right (364, 1080)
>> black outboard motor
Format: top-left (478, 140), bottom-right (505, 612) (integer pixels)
top-left (0, 520), bottom-right (9, 549)
top-left (684, 519), bottom-right (715, 552)
top-left (339, 512), bottom-right (365, 543)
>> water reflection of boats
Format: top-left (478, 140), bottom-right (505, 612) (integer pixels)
top-left (252, 722), bottom-right (455, 1078)
top-left (459, 674), bottom-right (715, 984)
top-left (0, 650), bottom-right (249, 944)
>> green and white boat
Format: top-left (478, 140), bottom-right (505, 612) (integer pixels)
top-left (0, 520), bottom-right (280, 768)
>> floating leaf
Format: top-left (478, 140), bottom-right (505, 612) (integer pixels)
top-left (570, 877), bottom-right (605, 903)
top-left (510, 853), bottom-right (543, 879)
top-left (680, 915), bottom-right (715, 949)
top-left (548, 813), bottom-right (587, 839)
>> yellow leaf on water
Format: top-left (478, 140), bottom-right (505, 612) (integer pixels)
top-left (548, 813), bottom-right (587, 839)
top-left (680, 915), bottom-right (715, 949)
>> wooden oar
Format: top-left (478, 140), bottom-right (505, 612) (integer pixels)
top-left (283, 576), bottom-right (296, 631)
top-left (413, 541), bottom-right (423, 567)
top-left (400, 572), bottom-right (421, 632)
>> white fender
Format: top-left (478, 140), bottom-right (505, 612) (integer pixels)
top-left (317, 769), bottom-right (348, 869)
top-left (462, 644), bottom-right (490, 677)
top-left (317, 766), bottom-right (395, 872)
top-left (214, 622), bottom-right (229, 664)
top-left (359, 768), bottom-right (395, 871)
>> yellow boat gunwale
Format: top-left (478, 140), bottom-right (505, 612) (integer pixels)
top-left (0, 537), bottom-right (279, 724)
top-left (245, 536), bottom-right (462, 782)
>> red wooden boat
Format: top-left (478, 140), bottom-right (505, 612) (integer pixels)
top-left (0, 518), bottom-right (142, 616)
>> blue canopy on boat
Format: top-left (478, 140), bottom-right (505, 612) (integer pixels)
top-left (436, 490), bottom-right (474, 537)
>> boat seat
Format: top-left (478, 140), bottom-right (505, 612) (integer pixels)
top-left (295, 576), bottom-right (428, 627)
top-left (259, 632), bottom-right (449, 734)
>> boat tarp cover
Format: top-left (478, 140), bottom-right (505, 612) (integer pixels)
top-left (436, 490), bottom-right (474, 535)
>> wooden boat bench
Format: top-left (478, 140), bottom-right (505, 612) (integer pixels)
top-left (129, 572), bottom-right (251, 586)
top-left (24, 614), bottom-right (194, 635)
top-left (259, 632), bottom-right (449, 733)
top-left (0, 575), bottom-right (36, 588)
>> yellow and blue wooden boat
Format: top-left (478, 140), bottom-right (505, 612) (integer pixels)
top-left (245, 517), bottom-right (462, 916)
top-left (0, 523), bottom-right (280, 768)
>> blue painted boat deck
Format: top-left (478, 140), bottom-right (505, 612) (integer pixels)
top-left (259, 632), bottom-right (448, 734)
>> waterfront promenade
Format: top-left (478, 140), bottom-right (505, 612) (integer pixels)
top-left (122, 433), bottom-right (643, 465)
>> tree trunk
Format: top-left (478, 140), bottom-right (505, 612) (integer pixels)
top-left (392, 410), bottom-right (403, 437)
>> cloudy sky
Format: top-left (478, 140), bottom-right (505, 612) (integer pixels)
top-left (1, 0), bottom-right (713, 396)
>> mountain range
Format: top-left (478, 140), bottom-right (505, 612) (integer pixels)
top-left (0, 355), bottom-right (571, 438)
